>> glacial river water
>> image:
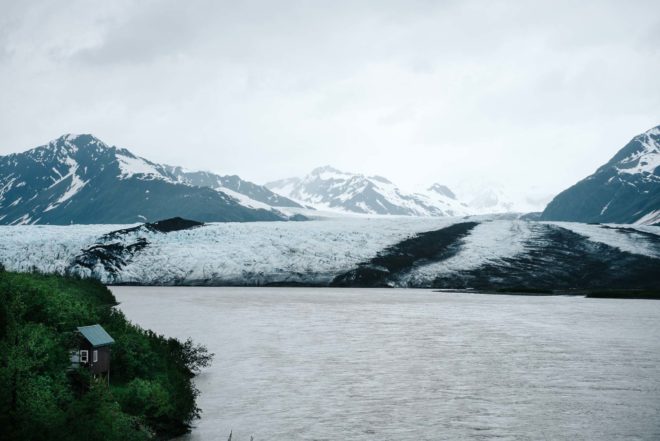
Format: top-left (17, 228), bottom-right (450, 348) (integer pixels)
top-left (112, 287), bottom-right (660, 441)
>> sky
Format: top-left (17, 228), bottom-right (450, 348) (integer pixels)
top-left (0, 0), bottom-right (659, 206)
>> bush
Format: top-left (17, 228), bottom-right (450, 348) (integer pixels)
top-left (0, 271), bottom-right (212, 441)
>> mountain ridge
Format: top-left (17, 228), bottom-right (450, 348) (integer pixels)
top-left (541, 125), bottom-right (660, 224)
top-left (0, 134), bottom-right (297, 224)
top-left (266, 165), bottom-right (471, 217)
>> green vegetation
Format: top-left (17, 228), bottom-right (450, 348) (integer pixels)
top-left (0, 269), bottom-right (213, 441)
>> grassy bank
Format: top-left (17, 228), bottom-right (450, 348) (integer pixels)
top-left (0, 269), bottom-right (212, 441)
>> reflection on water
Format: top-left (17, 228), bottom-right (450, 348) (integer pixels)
top-left (112, 287), bottom-right (660, 441)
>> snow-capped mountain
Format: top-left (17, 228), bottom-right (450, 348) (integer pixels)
top-left (266, 166), bottom-right (470, 217)
top-left (0, 134), bottom-right (296, 224)
top-left (452, 181), bottom-right (553, 215)
top-left (542, 125), bottom-right (660, 225)
top-left (426, 183), bottom-right (457, 200)
top-left (465, 187), bottom-right (516, 214)
top-left (164, 166), bottom-right (301, 210)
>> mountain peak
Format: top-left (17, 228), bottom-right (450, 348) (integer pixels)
top-left (52, 133), bottom-right (102, 144)
top-left (369, 175), bottom-right (392, 184)
top-left (642, 125), bottom-right (660, 136)
top-left (0, 134), bottom-right (295, 224)
top-left (542, 124), bottom-right (660, 224)
top-left (427, 183), bottom-right (456, 200)
top-left (310, 165), bottom-right (343, 176)
top-left (267, 166), bottom-right (472, 217)
top-left (48, 133), bottom-right (110, 153)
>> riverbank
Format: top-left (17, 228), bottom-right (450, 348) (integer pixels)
top-left (434, 288), bottom-right (660, 299)
top-left (0, 270), bottom-right (212, 441)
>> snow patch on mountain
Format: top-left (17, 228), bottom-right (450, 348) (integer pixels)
top-left (116, 153), bottom-right (165, 180)
top-left (47, 158), bottom-right (88, 210)
top-left (617, 127), bottom-right (660, 178)
top-left (217, 187), bottom-right (273, 211)
top-left (426, 183), bottom-right (456, 199)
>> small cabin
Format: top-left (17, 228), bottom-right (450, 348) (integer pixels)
top-left (71, 324), bottom-right (115, 381)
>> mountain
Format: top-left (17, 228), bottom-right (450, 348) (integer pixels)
top-left (0, 134), bottom-right (295, 224)
top-left (541, 125), bottom-right (660, 224)
top-left (426, 183), bottom-right (456, 200)
top-left (164, 166), bottom-right (302, 209)
top-left (465, 187), bottom-right (516, 214)
top-left (266, 166), bottom-right (470, 217)
top-left (452, 180), bottom-right (553, 215)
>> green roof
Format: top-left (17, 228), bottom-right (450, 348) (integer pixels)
top-left (77, 324), bottom-right (115, 347)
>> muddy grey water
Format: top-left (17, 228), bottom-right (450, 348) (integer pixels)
top-left (112, 287), bottom-right (660, 440)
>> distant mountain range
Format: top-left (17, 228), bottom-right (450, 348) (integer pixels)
top-left (542, 125), bottom-right (660, 225)
top-left (266, 166), bottom-right (471, 217)
top-left (2, 124), bottom-right (658, 225)
top-left (0, 134), bottom-right (301, 224)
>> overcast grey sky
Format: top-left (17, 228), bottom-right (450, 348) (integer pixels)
top-left (1, 0), bottom-right (659, 201)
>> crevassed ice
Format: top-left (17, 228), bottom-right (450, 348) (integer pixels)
top-left (118, 217), bottom-right (461, 284)
top-left (0, 217), bottom-right (461, 284)
top-left (548, 222), bottom-right (660, 258)
top-left (397, 220), bottom-right (535, 286)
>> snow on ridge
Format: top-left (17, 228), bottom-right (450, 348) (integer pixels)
top-left (269, 166), bottom-right (470, 217)
top-left (643, 126), bottom-right (660, 136)
top-left (0, 178), bottom-right (17, 202)
top-left (55, 167), bottom-right (87, 204)
top-left (600, 200), bottom-right (612, 215)
top-left (618, 130), bottom-right (660, 176)
top-left (44, 158), bottom-right (88, 211)
top-left (64, 134), bottom-right (81, 142)
top-left (216, 186), bottom-right (273, 210)
top-left (48, 134), bottom-right (81, 154)
top-left (116, 153), bottom-right (166, 180)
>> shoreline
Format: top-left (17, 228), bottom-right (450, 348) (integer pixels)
top-left (107, 283), bottom-right (660, 299)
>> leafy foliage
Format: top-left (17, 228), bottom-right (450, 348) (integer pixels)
top-left (0, 271), bottom-right (213, 441)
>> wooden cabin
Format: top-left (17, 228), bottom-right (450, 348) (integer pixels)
top-left (72, 324), bottom-right (115, 381)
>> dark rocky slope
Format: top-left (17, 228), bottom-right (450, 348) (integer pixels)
top-left (541, 125), bottom-right (660, 224)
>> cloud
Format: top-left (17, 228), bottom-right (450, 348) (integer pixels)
top-left (0, 0), bottom-right (659, 201)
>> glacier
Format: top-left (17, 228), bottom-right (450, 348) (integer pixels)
top-left (0, 216), bottom-right (658, 289)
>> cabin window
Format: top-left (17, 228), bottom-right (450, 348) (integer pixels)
top-left (80, 350), bottom-right (88, 363)
top-left (93, 350), bottom-right (98, 363)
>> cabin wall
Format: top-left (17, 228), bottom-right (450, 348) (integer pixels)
top-left (91, 346), bottom-right (111, 375)
top-left (77, 340), bottom-right (111, 375)
top-left (79, 340), bottom-right (93, 363)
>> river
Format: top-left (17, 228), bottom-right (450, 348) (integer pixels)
top-left (112, 287), bottom-right (660, 440)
